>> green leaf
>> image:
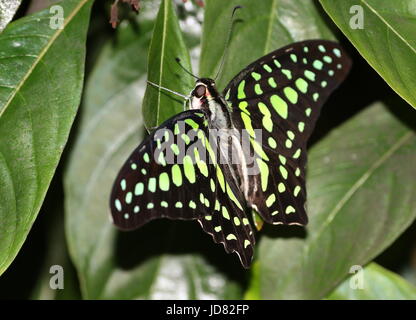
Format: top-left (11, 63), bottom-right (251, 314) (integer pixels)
top-left (243, 261), bottom-right (261, 300)
top-left (64, 14), bottom-right (243, 299)
top-left (327, 263), bottom-right (416, 300)
top-left (30, 211), bottom-right (81, 300)
top-left (0, 0), bottom-right (22, 32)
top-left (0, 0), bottom-right (92, 276)
top-left (200, 0), bottom-right (336, 90)
top-left (141, 0), bottom-right (193, 129)
top-left (253, 101), bottom-right (416, 299)
top-left (319, 0), bottom-right (416, 110)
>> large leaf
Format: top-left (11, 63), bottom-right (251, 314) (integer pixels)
top-left (64, 8), bottom-right (243, 299)
top-left (0, 0), bottom-right (21, 32)
top-left (319, 0), bottom-right (416, 110)
top-left (29, 211), bottom-right (81, 300)
top-left (200, 0), bottom-right (336, 90)
top-left (252, 101), bottom-right (416, 299)
top-left (328, 263), bottom-right (416, 300)
top-left (141, 0), bottom-right (194, 129)
top-left (0, 0), bottom-right (92, 276)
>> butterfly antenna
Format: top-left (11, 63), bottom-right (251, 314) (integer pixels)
top-left (214, 5), bottom-right (242, 81)
top-left (147, 80), bottom-right (188, 99)
top-left (175, 57), bottom-right (199, 79)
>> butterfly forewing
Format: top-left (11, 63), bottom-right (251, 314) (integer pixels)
top-left (197, 158), bottom-right (255, 268)
top-left (110, 109), bottom-right (255, 266)
top-left (224, 40), bottom-right (352, 225)
top-left (110, 110), bottom-right (216, 229)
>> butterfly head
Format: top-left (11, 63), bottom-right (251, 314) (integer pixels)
top-left (190, 78), bottom-right (220, 110)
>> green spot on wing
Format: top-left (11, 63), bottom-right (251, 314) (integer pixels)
top-left (284, 87), bottom-right (298, 104)
top-left (115, 199), bottom-right (122, 211)
top-left (239, 101), bottom-right (250, 114)
top-left (273, 59), bottom-right (281, 68)
top-left (263, 64), bottom-right (272, 72)
top-left (159, 172), bottom-right (170, 191)
top-left (148, 177), bottom-right (156, 193)
top-left (285, 205), bottom-right (296, 214)
top-left (313, 60), bottom-right (323, 70)
top-left (226, 234), bottom-right (237, 241)
top-left (171, 164), bottom-right (183, 186)
top-left (323, 55), bottom-right (332, 63)
top-left (256, 158), bottom-right (269, 192)
top-left (268, 77), bottom-right (277, 88)
top-left (185, 118), bottom-right (199, 129)
top-left (266, 194), bottom-right (276, 207)
top-left (237, 80), bottom-right (246, 99)
top-left (251, 72), bottom-right (261, 81)
top-left (134, 183), bottom-right (144, 196)
top-left (183, 155), bottom-right (196, 183)
top-left (294, 186), bottom-right (301, 197)
top-left (304, 70), bottom-right (316, 81)
top-left (143, 153), bottom-right (150, 163)
top-left (281, 69), bottom-right (292, 80)
top-left (254, 83), bottom-right (263, 95)
top-left (333, 48), bottom-right (341, 57)
top-left (287, 130), bottom-right (295, 140)
top-left (222, 206), bottom-right (230, 220)
top-left (295, 78), bottom-right (308, 93)
top-left (120, 179), bottom-right (126, 191)
top-left (279, 165), bottom-right (288, 179)
top-left (290, 54), bottom-right (297, 63)
top-left (125, 192), bottom-right (132, 204)
top-left (268, 137), bottom-right (277, 148)
top-left (270, 95), bottom-right (288, 119)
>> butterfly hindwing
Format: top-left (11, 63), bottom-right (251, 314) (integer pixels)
top-left (197, 158), bottom-right (255, 268)
top-left (223, 40), bottom-right (352, 225)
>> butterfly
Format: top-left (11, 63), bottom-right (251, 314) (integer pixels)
top-left (110, 39), bottom-right (351, 268)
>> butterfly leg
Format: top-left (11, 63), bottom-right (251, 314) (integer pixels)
top-left (183, 97), bottom-right (190, 111)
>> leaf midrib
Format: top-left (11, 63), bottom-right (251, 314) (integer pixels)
top-left (302, 130), bottom-right (414, 270)
top-left (0, 0), bottom-right (89, 118)
top-left (360, 0), bottom-right (416, 55)
top-left (156, 0), bottom-right (169, 126)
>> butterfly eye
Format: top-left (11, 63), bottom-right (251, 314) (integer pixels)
top-left (194, 85), bottom-right (206, 98)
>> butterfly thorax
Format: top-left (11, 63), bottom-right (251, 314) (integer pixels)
top-left (190, 78), bottom-right (232, 130)
top-left (189, 78), bottom-right (250, 200)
